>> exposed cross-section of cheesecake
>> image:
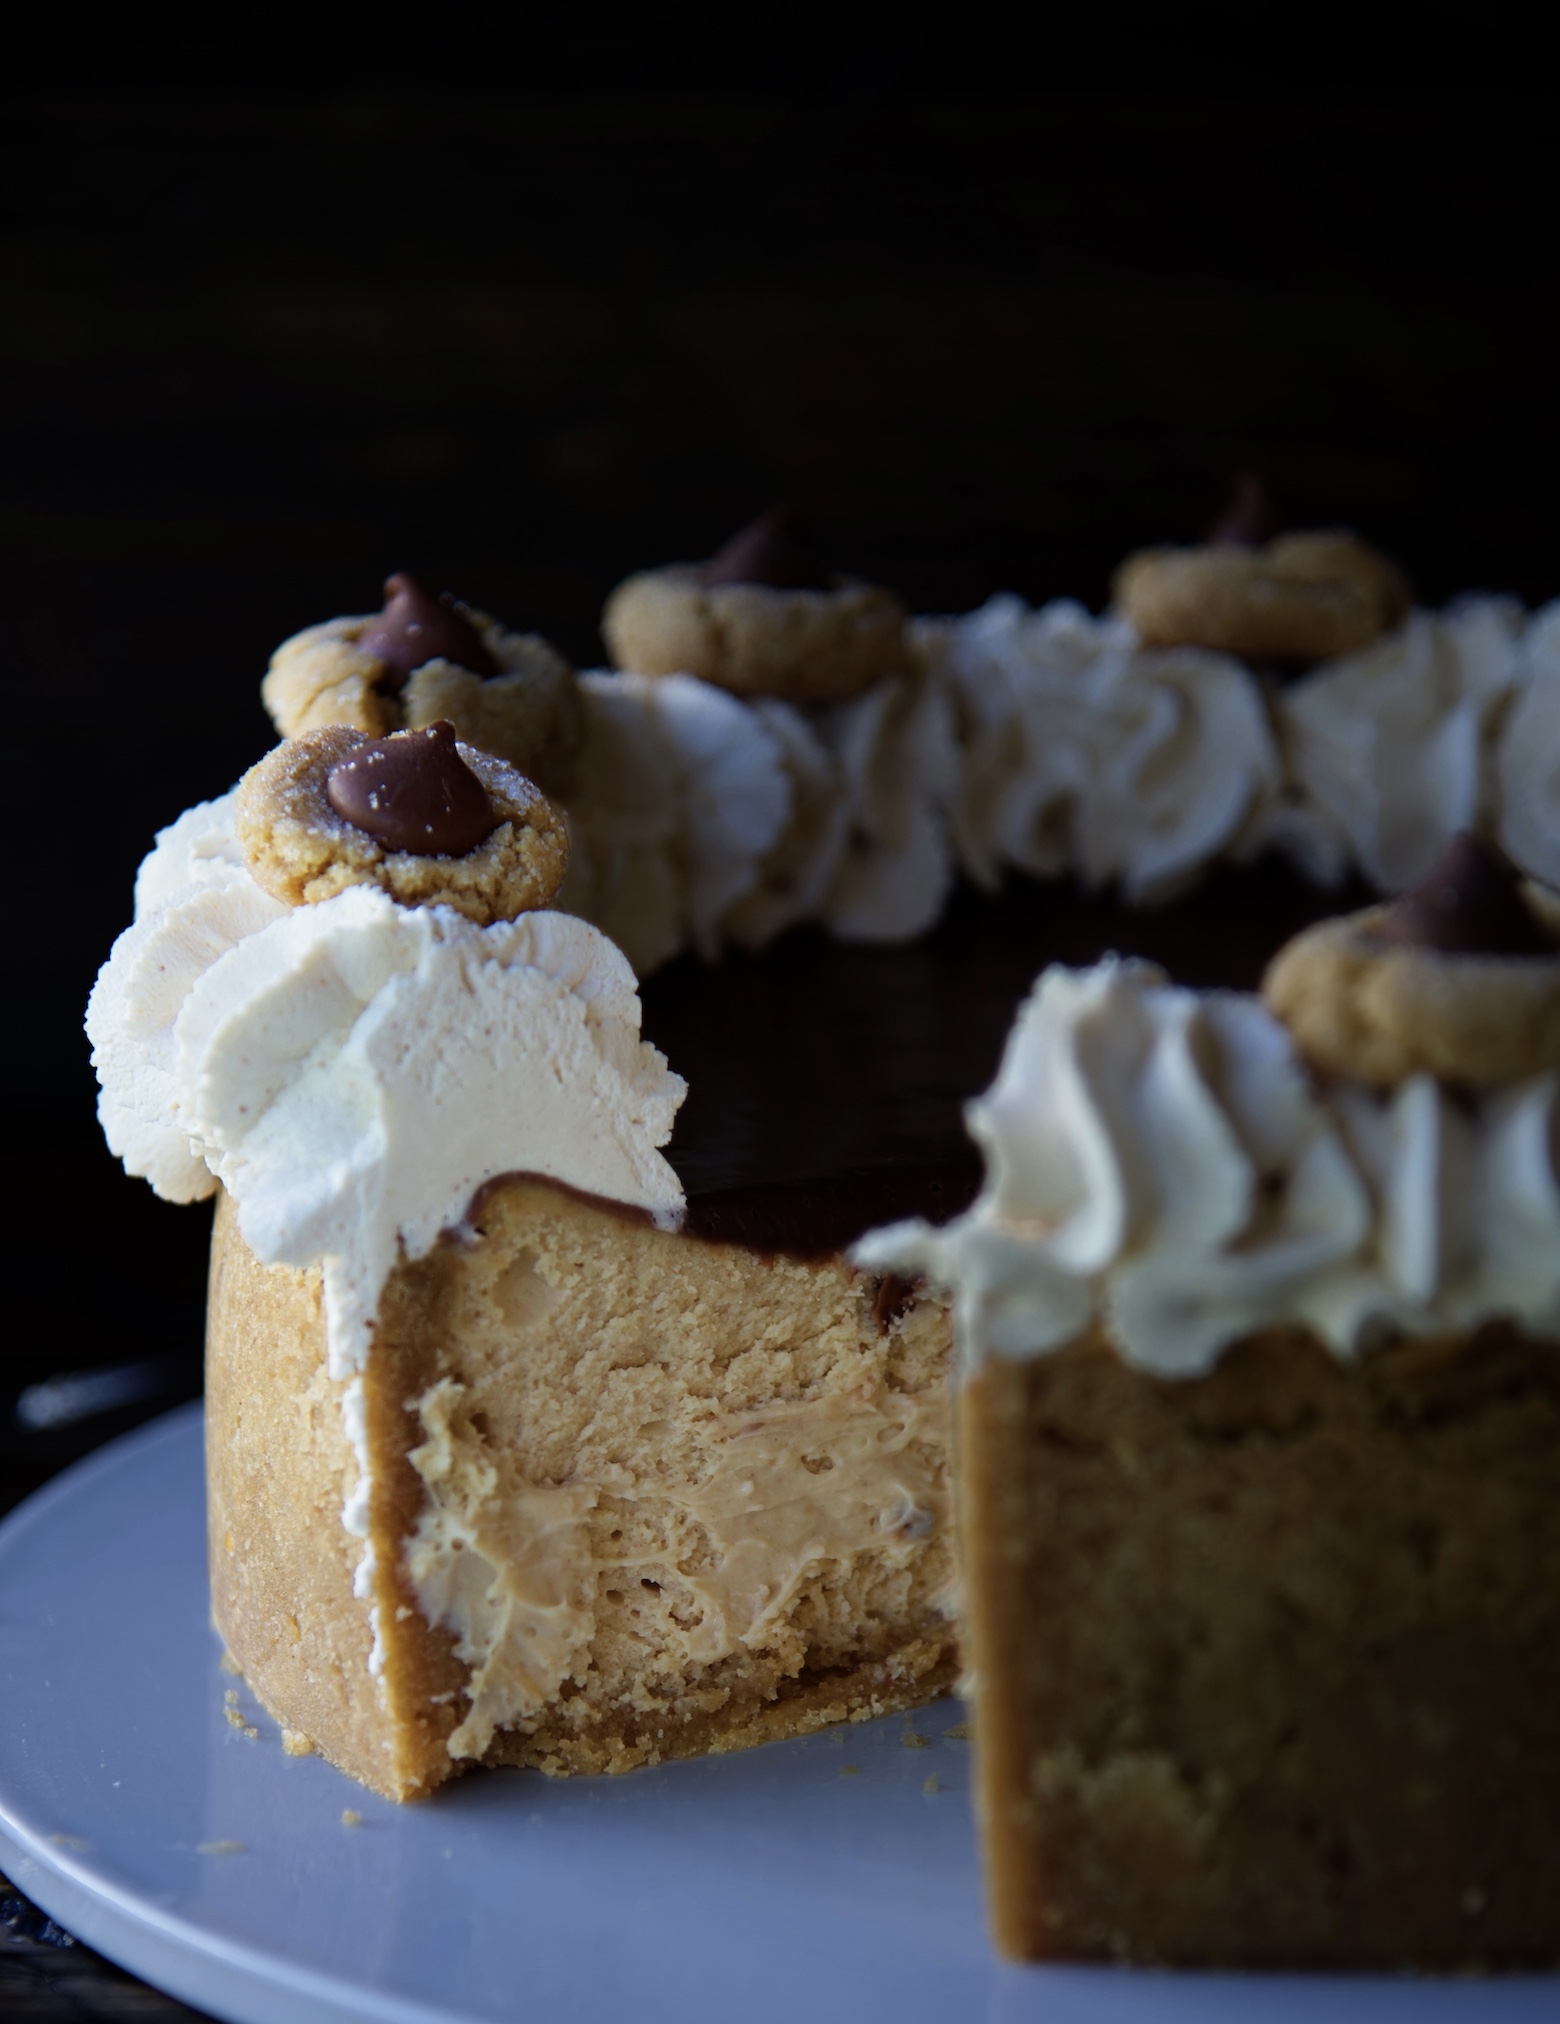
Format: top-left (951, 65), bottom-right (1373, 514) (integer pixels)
top-left (206, 1181), bottom-right (956, 1798)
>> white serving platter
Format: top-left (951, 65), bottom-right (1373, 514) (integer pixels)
top-left (1, 1405), bottom-right (1556, 2024)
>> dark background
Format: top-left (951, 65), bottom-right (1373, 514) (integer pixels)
top-left (5, 71), bottom-right (1559, 1510)
top-left (0, 35), bottom-right (1557, 2018)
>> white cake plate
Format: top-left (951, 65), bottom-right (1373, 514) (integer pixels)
top-left (1, 1406), bottom-right (1556, 2024)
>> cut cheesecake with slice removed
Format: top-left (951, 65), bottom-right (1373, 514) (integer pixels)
top-left (94, 701), bottom-right (1366, 1804)
top-left (95, 724), bottom-right (965, 1803)
top-left (209, 860), bottom-right (1353, 1802)
top-left (206, 1179), bottom-right (956, 1798)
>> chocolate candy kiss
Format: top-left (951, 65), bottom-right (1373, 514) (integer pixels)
top-left (701, 505), bottom-right (832, 592)
top-left (1207, 472), bottom-right (1278, 548)
top-left (326, 721), bottom-right (497, 857)
top-left (357, 572), bottom-right (498, 693)
top-left (1376, 832), bottom-right (1555, 957)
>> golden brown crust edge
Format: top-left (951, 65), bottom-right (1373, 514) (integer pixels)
top-left (962, 1325), bottom-right (1560, 1968)
top-left (208, 1193), bottom-right (400, 1796)
top-left (207, 1191), bottom-right (462, 1800)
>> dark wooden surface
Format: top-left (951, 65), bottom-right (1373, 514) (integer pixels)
top-left (1, 65), bottom-right (1556, 2017)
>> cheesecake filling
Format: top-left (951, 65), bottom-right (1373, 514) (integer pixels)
top-left (858, 956), bottom-right (1560, 1376)
top-left (404, 1372), bottom-right (950, 1761)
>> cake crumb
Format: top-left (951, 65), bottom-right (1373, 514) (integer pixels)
top-left (923, 1773), bottom-right (942, 1794)
top-left (944, 1721), bottom-right (971, 1740)
top-left (224, 1706), bottom-right (259, 1739)
top-left (223, 1689), bottom-right (238, 1705)
top-left (901, 1726), bottom-right (931, 1749)
top-left (281, 1730), bottom-right (315, 1758)
top-left (49, 1833), bottom-right (92, 1851)
top-left (340, 1809), bottom-right (363, 1828)
top-left (198, 1840), bottom-right (244, 1855)
top-left (839, 1765), bottom-right (862, 1778)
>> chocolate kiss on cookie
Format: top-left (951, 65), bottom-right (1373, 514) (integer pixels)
top-left (701, 506), bottom-right (832, 592)
top-left (1207, 472), bottom-right (1278, 549)
top-left (327, 721), bottom-right (497, 857)
top-left (1375, 832), bottom-right (1555, 958)
top-left (358, 572), bottom-right (498, 693)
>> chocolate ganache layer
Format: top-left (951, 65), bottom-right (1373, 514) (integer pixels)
top-left (637, 859), bottom-right (1370, 1258)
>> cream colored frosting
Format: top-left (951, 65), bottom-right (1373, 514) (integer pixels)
top-left (917, 596), bottom-right (1279, 903)
top-left (560, 663), bottom-right (958, 968)
top-left (855, 958), bottom-right (1560, 1377)
top-left (87, 793), bottom-right (290, 1204)
top-left (90, 794), bottom-right (686, 1375)
top-left (404, 1374), bottom-right (949, 1761)
top-left (1279, 597), bottom-right (1525, 892)
top-left (559, 671), bottom-right (793, 973)
top-left (812, 662), bottom-right (960, 940)
top-left (1497, 601), bottom-right (1560, 886)
top-left (723, 698), bottom-right (851, 947)
top-left (340, 1375), bottom-right (385, 1683)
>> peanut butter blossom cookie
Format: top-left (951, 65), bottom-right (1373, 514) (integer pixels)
top-left (601, 505), bottom-right (910, 701)
top-left (1114, 527), bottom-right (1411, 663)
top-left (263, 572), bottom-right (584, 796)
top-left (237, 720), bottom-right (569, 924)
top-left (1263, 830), bottom-right (1560, 1083)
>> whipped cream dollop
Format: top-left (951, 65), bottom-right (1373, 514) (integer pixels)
top-left (856, 958), bottom-right (1560, 1377)
top-left (1278, 597), bottom-right (1526, 892)
top-left (87, 792), bottom-right (290, 1203)
top-left (559, 671), bottom-right (794, 972)
top-left (811, 662), bottom-right (960, 940)
top-left (90, 793), bottom-right (685, 1373)
top-left (560, 663), bottom-right (958, 970)
top-left (1497, 601), bottom-right (1560, 886)
top-left (917, 596), bottom-right (1279, 903)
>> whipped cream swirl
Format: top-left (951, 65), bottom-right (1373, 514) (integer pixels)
top-left (561, 662), bottom-right (959, 969)
top-left (89, 793), bottom-right (686, 1373)
top-left (1278, 597), bottom-right (1525, 892)
top-left (918, 596), bottom-right (1280, 903)
top-left (857, 958), bottom-right (1560, 1377)
top-left (1497, 601), bottom-right (1560, 886)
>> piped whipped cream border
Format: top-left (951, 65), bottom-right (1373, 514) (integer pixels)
top-left (856, 957), bottom-right (1560, 1379)
top-left (561, 590), bottom-right (1560, 977)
